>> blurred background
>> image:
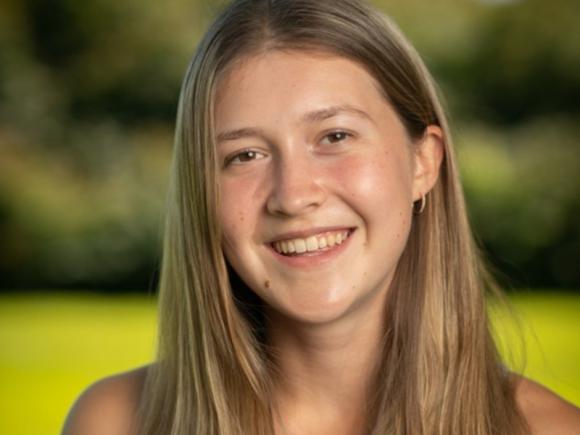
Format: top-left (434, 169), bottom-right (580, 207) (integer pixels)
top-left (0, 0), bottom-right (579, 433)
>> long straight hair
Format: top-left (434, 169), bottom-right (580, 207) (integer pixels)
top-left (138, 0), bottom-right (530, 433)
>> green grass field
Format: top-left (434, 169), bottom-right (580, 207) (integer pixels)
top-left (0, 291), bottom-right (579, 435)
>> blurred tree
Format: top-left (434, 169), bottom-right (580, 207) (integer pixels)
top-left (0, 0), bottom-right (578, 291)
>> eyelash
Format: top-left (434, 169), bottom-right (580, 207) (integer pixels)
top-left (320, 130), bottom-right (352, 145)
top-left (223, 130), bottom-right (353, 167)
top-left (224, 149), bottom-right (266, 166)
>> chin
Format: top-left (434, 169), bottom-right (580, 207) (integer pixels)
top-left (266, 285), bottom-right (368, 326)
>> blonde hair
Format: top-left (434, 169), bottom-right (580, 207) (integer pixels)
top-left (138, 0), bottom-right (530, 433)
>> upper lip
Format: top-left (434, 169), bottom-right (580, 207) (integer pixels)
top-left (266, 226), bottom-right (355, 244)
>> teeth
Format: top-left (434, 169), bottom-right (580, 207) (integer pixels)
top-left (272, 230), bottom-right (350, 256)
top-left (295, 239), bottom-right (307, 254)
top-left (306, 236), bottom-right (318, 252)
top-left (328, 233), bottom-right (336, 247)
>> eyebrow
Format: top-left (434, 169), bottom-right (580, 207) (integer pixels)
top-left (301, 104), bottom-right (372, 123)
top-left (216, 104), bottom-right (372, 143)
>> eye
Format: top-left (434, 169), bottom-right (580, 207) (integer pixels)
top-left (225, 149), bottom-right (266, 166)
top-left (320, 131), bottom-right (351, 145)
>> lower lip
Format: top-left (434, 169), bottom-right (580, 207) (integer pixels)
top-left (267, 230), bottom-right (356, 268)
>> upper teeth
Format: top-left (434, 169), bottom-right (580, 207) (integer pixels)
top-left (273, 230), bottom-right (350, 255)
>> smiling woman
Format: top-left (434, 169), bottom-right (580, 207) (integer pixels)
top-left (216, 52), bottom-right (439, 326)
top-left (62, 1), bottom-right (580, 434)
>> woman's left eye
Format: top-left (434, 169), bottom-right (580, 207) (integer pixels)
top-left (320, 131), bottom-right (351, 145)
top-left (224, 149), bottom-right (266, 167)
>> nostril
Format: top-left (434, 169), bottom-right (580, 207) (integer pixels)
top-left (266, 194), bottom-right (325, 217)
top-left (266, 169), bottom-right (327, 216)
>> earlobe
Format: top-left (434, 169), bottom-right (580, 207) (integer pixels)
top-left (412, 125), bottom-right (444, 201)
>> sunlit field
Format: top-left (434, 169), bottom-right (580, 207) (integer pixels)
top-left (0, 291), bottom-right (578, 435)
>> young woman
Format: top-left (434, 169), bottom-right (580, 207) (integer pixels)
top-left (63, 0), bottom-right (580, 434)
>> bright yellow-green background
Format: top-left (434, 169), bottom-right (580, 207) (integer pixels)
top-left (0, 292), bottom-right (578, 435)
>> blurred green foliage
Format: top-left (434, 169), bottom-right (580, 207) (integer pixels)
top-left (0, 0), bottom-right (579, 290)
top-left (0, 292), bottom-right (578, 435)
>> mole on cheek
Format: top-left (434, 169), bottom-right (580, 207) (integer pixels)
top-left (265, 280), bottom-right (270, 289)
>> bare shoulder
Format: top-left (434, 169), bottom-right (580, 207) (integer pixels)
top-left (514, 374), bottom-right (580, 435)
top-left (61, 365), bottom-right (149, 435)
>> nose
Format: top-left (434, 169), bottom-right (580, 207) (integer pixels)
top-left (266, 154), bottom-right (327, 217)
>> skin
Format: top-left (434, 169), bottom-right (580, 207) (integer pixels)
top-left (215, 51), bottom-right (442, 434)
top-left (61, 51), bottom-right (580, 435)
top-left (216, 51), bottom-right (435, 321)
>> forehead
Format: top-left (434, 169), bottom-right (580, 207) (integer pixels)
top-left (214, 50), bottom-right (389, 126)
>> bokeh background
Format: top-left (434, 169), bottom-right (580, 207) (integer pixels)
top-left (1, 0), bottom-right (579, 433)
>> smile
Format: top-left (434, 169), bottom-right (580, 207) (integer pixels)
top-left (271, 229), bottom-right (354, 256)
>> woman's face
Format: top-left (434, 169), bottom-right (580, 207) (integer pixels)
top-left (215, 50), bottom-right (440, 324)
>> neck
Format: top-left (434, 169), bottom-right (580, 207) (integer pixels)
top-left (265, 289), bottom-right (388, 434)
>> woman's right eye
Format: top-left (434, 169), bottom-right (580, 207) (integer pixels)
top-left (225, 149), bottom-right (266, 166)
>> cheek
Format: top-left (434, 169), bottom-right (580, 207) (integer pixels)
top-left (219, 195), bottom-right (249, 277)
top-left (329, 149), bottom-right (415, 258)
top-left (219, 179), bottom-right (251, 242)
top-left (330, 150), bottom-right (413, 208)
top-left (219, 174), bottom-right (268, 256)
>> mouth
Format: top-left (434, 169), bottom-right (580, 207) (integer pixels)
top-left (269, 228), bottom-right (355, 257)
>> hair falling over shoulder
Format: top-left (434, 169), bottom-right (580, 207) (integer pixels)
top-left (137, 0), bottom-right (531, 433)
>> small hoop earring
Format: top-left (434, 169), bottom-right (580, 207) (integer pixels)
top-left (413, 194), bottom-right (426, 215)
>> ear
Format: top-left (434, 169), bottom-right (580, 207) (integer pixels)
top-left (412, 125), bottom-right (444, 201)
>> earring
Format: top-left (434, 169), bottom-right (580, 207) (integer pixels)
top-left (413, 194), bottom-right (426, 215)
